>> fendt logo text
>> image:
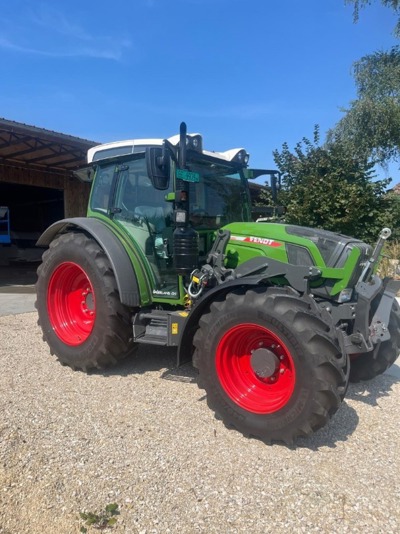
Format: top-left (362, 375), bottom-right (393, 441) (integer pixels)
top-left (230, 235), bottom-right (282, 247)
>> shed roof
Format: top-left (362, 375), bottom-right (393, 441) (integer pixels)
top-left (0, 118), bottom-right (97, 171)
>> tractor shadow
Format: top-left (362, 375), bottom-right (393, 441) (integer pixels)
top-left (345, 373), bottom-right (399, 407)
top-left (97, 344), bottom-right (198, 382)
top-left (295, 402), bottom-right (360, 450)
top-left (297, 373), bottom-right (398, 450)
top-left (95, 349), bottom-right (399, 450)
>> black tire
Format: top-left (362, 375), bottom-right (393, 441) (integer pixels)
top-left (36, 231), bottom-right (135, 371)
top-left (349, 299), bottom-right (400, 382)
top-left (193, 287), bottom-right (349, 445)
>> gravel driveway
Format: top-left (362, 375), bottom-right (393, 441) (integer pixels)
top-left (0, 312), bottom-right (399, 533)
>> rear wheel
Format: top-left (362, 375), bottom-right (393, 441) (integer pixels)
top-left (350, 299), bottom-right (400, 382)
top-left (194, 287), bottom-right (349, 444)
top-left (36, 232), bottom-right (135, 371)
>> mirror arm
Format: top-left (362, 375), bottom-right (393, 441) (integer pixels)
top-left (162, 140), bottom-right (178, 166)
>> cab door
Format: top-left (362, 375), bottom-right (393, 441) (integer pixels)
top-left (111, 157), bottom-right (179, 299)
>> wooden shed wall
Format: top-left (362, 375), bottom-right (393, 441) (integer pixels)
top-left (0, 163), bottom-right (90, 217)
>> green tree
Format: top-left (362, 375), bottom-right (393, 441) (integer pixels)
top-left (254, 184), bottom-right (274, 207)
top-left (333, 2), bottom-right (400, 168)
top-left (328, 46), bottom-right (400, 166)
top-left (345, 0), bottom-right (400, 36)
top-left (273, 127), bottom-right (396, 242)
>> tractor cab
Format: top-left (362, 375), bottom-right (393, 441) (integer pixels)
top-left (85, 124), bottom-right (273, 301)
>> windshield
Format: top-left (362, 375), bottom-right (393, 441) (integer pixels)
top-left (186, 161), bottom-right (251, 229)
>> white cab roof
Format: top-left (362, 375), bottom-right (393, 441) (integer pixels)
top-left (87, 132), bottom-right (247, 164)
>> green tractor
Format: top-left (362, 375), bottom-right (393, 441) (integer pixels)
top-left (36, 123), bottom-right (400, 445)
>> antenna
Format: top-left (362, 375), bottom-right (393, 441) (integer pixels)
top-left (178, 122), bottom-right (187, 169)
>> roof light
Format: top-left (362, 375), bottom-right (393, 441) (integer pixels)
top-left (186, 134), bottom-right (202, 152)
top-left (216, 148), bottom-right (250, 164)
top-left (192, 137), bottom-right (200, 149)
top-left (234, 149), bottom-right (250, 165)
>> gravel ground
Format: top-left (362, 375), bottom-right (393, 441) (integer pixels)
top-left (0, 312), bottom-right (399, 534)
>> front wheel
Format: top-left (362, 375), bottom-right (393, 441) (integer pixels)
top-left (36, 232), bottom-right (135, 371)
top-left (193, 287), bottom-right (349, 445)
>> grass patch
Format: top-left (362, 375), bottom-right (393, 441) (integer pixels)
top-left (79, 503), bottom-right (120, 532)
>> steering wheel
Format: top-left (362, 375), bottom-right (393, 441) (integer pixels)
top-left (192, 209), bottom-right (209, 216)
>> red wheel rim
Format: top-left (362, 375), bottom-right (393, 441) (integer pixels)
top-left (216, 324), bottom-right (296, 414)
top-left (47, 262), bottom-right (96, 346)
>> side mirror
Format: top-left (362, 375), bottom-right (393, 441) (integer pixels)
top-left (268, 172), bottom-right (281, 202)
top-left (146, 147), bottom-right (170, 190)
top-left (245, 169), bottom-right (282, 202)
top-left (73, 164), bottom-right (96, 183)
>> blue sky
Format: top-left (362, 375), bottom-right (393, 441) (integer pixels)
top-left (0, 0), bottom-right (398, 181)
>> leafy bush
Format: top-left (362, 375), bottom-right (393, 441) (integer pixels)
top-left (377, 240), bottom-right (400, 278)
top-left (272, 127), bottom-right (399, 244)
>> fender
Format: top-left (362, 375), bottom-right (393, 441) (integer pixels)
top-left (177, 277), bottom-right (266, 366)
top-left (37, 217), bottom-right (140, 307)
top-left (177, 257), bottom-right (322, 366)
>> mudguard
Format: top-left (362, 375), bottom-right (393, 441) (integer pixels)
top-left (177, 257), bottom-right (323, 366)
top-left (36, 217), bottom-right (140, 307)
top-left (177, 277), bottom-right (267, 366)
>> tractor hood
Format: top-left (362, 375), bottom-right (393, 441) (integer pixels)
top-left (224, 222), bottom-right (371, 267)
top-left (223, 222), bottom-right (372, 297)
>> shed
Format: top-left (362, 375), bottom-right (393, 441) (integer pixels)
top-left (0, 118), bottom-right (96, 262)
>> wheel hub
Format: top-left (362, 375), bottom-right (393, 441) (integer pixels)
top-left (250, 348), bottom-right (279, 378)
top-left (81, 288), bottom-right (95, 315)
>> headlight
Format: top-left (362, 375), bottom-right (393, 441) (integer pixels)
top-left (174, 210), bottom-right (188, 226)
top-left (338, 288), bottom-right (353, 303)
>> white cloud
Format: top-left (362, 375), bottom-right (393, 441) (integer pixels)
top-left (0, 5), bottom-right (132, 61)
top-left (0, 36), bottom-right (130, 60)
top-left (30, 6), bottom-right (92, 41)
